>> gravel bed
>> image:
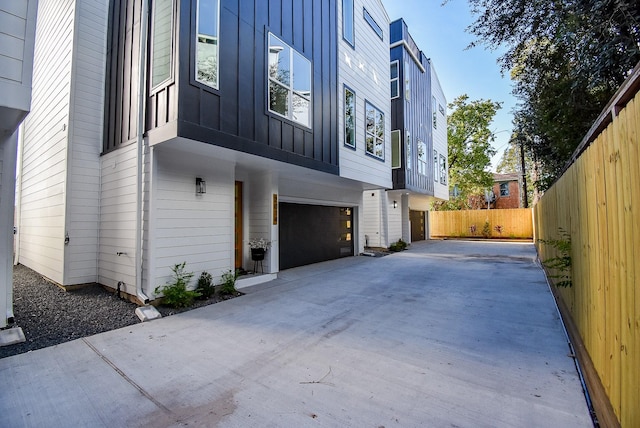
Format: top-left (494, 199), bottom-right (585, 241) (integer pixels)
top-left (0, 265), bottom-right (238, 359)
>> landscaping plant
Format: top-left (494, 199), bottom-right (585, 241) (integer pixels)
top-left (219, 269), bottom-right (239, 295)
top-left (195, 271), bottom-right (215, 299)
top-left (538, 229), bottom-right (572, 287)
top-left (154, 262), bottom-right (200, 308)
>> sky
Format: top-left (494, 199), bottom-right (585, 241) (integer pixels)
top-left (381, 0), bottom-right (517, 171)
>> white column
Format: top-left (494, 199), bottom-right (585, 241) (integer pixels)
top-left (0, 131), bottom-right (18, 327)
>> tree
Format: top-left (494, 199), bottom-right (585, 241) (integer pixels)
top-left (496, 138), bottom-right (536, 207)
top-left (441, 94), bottom-right (501, 209)
top-left (464, 0), bottom-right (640, 189)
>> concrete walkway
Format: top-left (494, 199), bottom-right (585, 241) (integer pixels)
top-left (0, 240), bottom-right (592, 427)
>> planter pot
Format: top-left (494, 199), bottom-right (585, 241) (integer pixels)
top-left (251, 248), bottom-right (265, 261)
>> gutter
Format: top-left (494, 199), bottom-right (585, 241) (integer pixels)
top-left (135, 0), bottom-right (150, 304)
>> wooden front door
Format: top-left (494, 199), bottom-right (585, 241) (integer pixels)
top-left (234, 181), bottom-right (243, 270)
top-left (410, 210), bottom-right (426, 241)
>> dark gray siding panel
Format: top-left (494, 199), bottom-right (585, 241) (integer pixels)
top-left (175, 0), bottom-right (338, 174)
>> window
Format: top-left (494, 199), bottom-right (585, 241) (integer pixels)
top-left (500, 182), bottom-right (510, 196)
top-left (434, 150), bottom-right (438, 182)
top-left (268, 33), bottom-right (312, 127)
top-left (363, 8), bottom-right (383, 40)
top-left (151, 0), bottom-right (173, 88)
top-left (196, 0), bottom-right (220, 89)
top-left (391, 130), bottom-right (401, 168)
top-left (404, 60), bottom-right (411, 100)
top-left (365, 102), bottom-right (384, 159)
top-left (344, 86), bottom-right (355, 148)
top-left (440, 154), bottom-right (447, 184)
top-left (418, 140), bottom-right (427, 175)
top-left (342, 0), bottom-right (354, 46)
top-left (432, 96), bottom-right (437, 129)
top-left (406, 131), bottom-right (411, 170)
top-left (390, 61), bottom-right (399, 99)
top-left (439, 104), bottom-right (445, 116)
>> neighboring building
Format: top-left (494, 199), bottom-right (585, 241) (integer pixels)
top-left (491, 173), bottom-right (521, 209)
top-left (0, 1), bottom-right (37, 329)
top-left (16, 0), bottom-right (396, 302)
top-left (363, 18), bottom-right (448, 247)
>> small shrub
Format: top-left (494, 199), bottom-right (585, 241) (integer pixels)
top-left (219, 269), bottom-right (239, 295)
top-left (155, 262), bottom-right (200, 308)
top-left (469, 224), bottom-right (477, 235)
top-left (195, 271), bottom-right (215, 299)
top-left (494, 225), bottom-right (503, 235)
top-left (538, 229), bottom-right (572, 287)
top-left (389, 239), bottom-right (408, 252)
top-left (482, 220), bottom-right (491, 238)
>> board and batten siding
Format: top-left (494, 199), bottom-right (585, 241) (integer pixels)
top-left (99, 144), bottom-right (138, 294)
top-left (65, 0), bottom-right (109, 284)
top-left (151, 153), bottom-right (234, 295)
top-left (431, 67), bottom-right (448, 201)
top-left (18, 0), bottom-right (76, 284)
top-left (337, 0), bottom-right (392, 189)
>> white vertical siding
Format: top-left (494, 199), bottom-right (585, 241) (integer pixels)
top-left (387, 193), bottom-right (403, 244)
top-left (362, 189), bottom-right (382, 247)
top-left (338, 0), bottom-right (392, 189)
top-left (248, 173), bottom-right (278, 273)
top-left (431, 66), bottom-right (449, 201)
top-left (65, 0), bottom-right (108, 284)
top-left (151, 152), bottom-right (234, 295)
top-left (98, 144), bottom-right (138, 294)
top-left (18, 0), bottom-right (76, 284)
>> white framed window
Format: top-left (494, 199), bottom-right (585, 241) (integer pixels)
top-left (344, 86), bottom-right (356, 148)
top-left (363, 8), bottom-right (383, 40)
top-left (268, 33), bottom-right (312, 128)
top-left (440, 154), bottom-right (447, 184)
top-left (391, 130), bottom-right (401, 168)
top-left (432, 96), bottom-right (437, 129)
top-left (151, 0), bottom-right (174, 89)
top-left (500, 182), bottom-right (510, 196)
top-left (365, 101), bottom-right (384, 159)
top-left (418, 140), bottom-right (427, 175)
top-left (390, 61), bottom-right (399, 99)
top-left (406, 130), bottom-right (411, 169)
top-left (342, 0), bottom-right (354, 46)
top-left (434, 150), bottom-right (438, 182)
top-left (195, 0), bottom-right (220, 89)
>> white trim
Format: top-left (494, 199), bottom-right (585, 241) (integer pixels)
top-left (390, 40), bottom-right (425, 73)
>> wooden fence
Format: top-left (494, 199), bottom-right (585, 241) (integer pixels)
top-left (430, 208), bottom-right (533, 239)
top-left (534, 65), bottom-right (640, 427)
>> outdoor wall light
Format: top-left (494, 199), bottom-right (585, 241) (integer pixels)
top-left (393, 200), bottom-right (398, 209)
top-left (196, 177), bottom-right (206, 194)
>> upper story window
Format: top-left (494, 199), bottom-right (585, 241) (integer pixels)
top-left (195, 0), bottom-right (220, 89)
top-left (418, 140), bottom-right (427, 175)
top-left (363, 8), bottom-right (383, 40)
top-left (404, 60), bottom-right (411, 100)
top-left (432, 96), bottom-right (437, 129)
top-left (151, 0), bottom-right (173, 89)
top-left (390, 61), bottom-right (399, 99)
top-left (342, 0), bottom-right (354, 46)
top-left (440, 154), bottom-right (447, 184)
top-left (344, 86), bottom-right (356, 148)
top-left (365, 101), bottom-right (384, 160)
top-left (391, 130), bottom-right (401, 168)
top-left (434, 150), bottom-right (439, 182)
top-left (406, 130), bottom-right (411, 170)
top-left (500, 182), bottom-right (510, 196)
top-left (268, 33), bottom-right (312, 128)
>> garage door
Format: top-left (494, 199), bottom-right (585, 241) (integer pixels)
top-left (279, 203), bottom-right (353, 270)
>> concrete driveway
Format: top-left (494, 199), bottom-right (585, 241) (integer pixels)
top-left (0, 240), bottom-right (592, 427)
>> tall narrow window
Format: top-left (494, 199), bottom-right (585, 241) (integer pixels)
top-left (406, 131), bottom-right (411, 169)
top-left (365, 102), bottom-right (384, 159)
top-left (418, 140), bottom-right (427, 175)
top-left (196, 0), bottom-right (220, 89)
top-left (268, 33), bottom-right (312, 127)
top-left (151, 0), bottom-right (173, 88)
top-left (404, 60), bottom-right (411, 100)
top-left (390, 61), bottom-right (399, 99)
top-left (363, 8), bottom-right (383, 40)
top-left (342, 0), bottom-right (354, 46)
top-left (432, 96), bottom-right (437, 129)
top-left (391, 130), bottom-right (401, 168)
top-left (440, 154), bottom-right (447, 184)
top-left (434, 150), bottom-right (438, 182)
top-left (344, 86), bottom-right (355, 148)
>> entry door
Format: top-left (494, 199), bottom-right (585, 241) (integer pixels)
top-left (410, 210), bottom-right (425, 241)
top-left (234, 182), bottom-right (243, 270)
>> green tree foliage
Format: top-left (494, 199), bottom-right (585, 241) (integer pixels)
top-left (444, 95), bottom-right (501, 206)
top-left (496, 138), bottom-right (535, 206)
top-left (465, 0), bottom-right (640, 189)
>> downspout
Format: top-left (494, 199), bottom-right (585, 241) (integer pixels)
top-left (135, 0), bottom-right (150, 304)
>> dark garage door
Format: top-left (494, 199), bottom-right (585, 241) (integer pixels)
top-left (279, 203), bottom-right (353, 270)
